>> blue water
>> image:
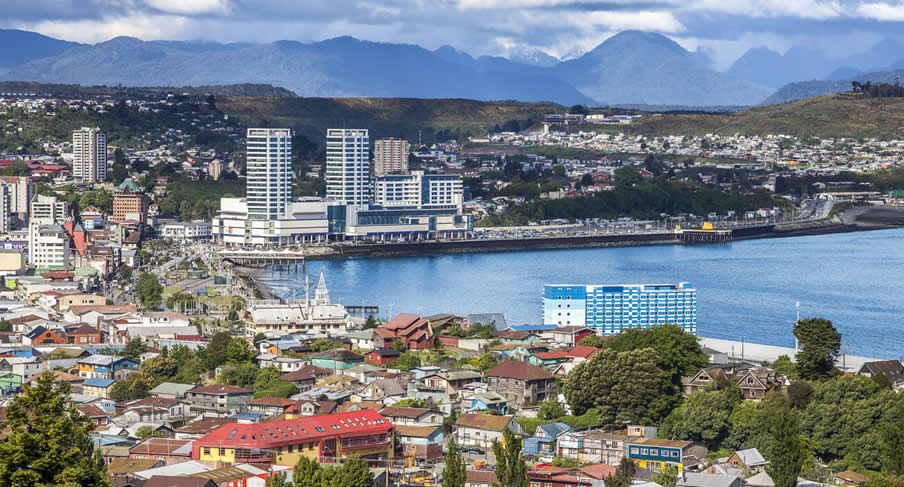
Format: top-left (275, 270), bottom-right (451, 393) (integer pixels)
top-left (259, 228), bottom-right (904, 359)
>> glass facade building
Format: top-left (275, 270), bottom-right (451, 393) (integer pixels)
top-left (246, 128), bottom-right (292, 220)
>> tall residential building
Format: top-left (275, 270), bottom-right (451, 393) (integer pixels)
top-left (326, 129), bottom-right (370, 206)
top-left (208, 159), bottom-right (223, 180)
top-left (542, 283), bottom-right (697, 335)
top-left (72, 127), bottom-right (107, 182)
top-left (30, 225), bottom-right (70, 268)
top-left (246, 128), bottom-right (292, 220)
top-left (0, 181), bottom-right (9, 234)
top-left (374, 137), bottom-right (410, 175)
top-left (0, 176), bottom-right (33, 226)
top-left (373, 171), bottom-right (463, 210)
top-left (28, 195), bottom-right (69, 263)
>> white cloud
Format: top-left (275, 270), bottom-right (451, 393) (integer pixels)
top-left (144, 0), bottom-right (232, 15)
top-left (17, 14), bottom-right (192, 43)
top-left (855, 1), bottom-right (904, 20)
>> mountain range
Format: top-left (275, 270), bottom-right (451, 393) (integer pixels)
top-left (2, 28), bottom-right (903, 107)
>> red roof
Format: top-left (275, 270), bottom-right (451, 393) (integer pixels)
top-left (488, 360), bottom-right (554, 381)
top-left (247, 397), bottom-right (296, 407)
top-left (533, 352), bottom-right (570, 360)
top-left (567, 346), bottom-right (599, 359)
top-left (384, 313), bottom-right (422, 331)
top-left (41, 271), bottom-right (74, 280)
top-left (188, 384), bottom-right (252, 395)
top-left (194, 410), bottom-right (392, 450)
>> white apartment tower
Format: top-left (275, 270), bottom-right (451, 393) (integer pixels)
top-left (374, 137), bottom-right (410, 175)
top-left (0, 181), bottom-right (10, 234)
top-left (246, 128), bottom-right (292, 220)
top-left (28, 195), bottom-right (70, 265)
top-left (326, 129), bottom-right (370, 206)
top-left (72, 127), bottom-right (107, 182)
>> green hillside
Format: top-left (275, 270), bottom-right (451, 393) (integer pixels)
top-left (612, 94), bottom-right (904, 139)
top-left (217, 97), bottom-right (563, 143)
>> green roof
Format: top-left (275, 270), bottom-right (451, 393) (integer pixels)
top-left (74, 266), bottom-right (98, 276)
top-left (115, 178), bottom-right (144, 193)
top-left (148, 382), bottom-right (194, 397)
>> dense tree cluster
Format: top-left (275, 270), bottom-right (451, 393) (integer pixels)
top-left (291, 456), bottom-right (374, 487)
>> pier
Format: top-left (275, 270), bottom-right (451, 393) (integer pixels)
top-left (214, 249), bottom-right (306, 269)
top-left (675, 223), bottom-right (733, 243)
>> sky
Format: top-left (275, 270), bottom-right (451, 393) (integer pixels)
top-left (4, 0), bottom-right (904, 69)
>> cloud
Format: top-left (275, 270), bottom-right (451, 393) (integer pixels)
top-left (145, 0), bottom-right (232, 15)
top-left (856, 1), bottom-right (904, 20)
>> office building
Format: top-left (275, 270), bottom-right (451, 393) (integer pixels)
top-left (30, 224), bottom-right (70, 268)
top-left (28, 195), bottom-right (69, 264)
top-left (373, 171), bottom-right (462, 211)
top-left (72, 127), bottom-right (107, 182)
top-left (326, 129), bottom-right (370, 205)
top-left (112, 179), bottom-right (148, 224)
top-left (542, 283), bottom-right (697, 335)
top-left (374, 137), bottom-right (410, 175)
top-left (246, 128), bottom-right (292, 220)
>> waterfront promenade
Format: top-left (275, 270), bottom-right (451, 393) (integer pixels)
top-left (698, 336), bottom-right (885, 372)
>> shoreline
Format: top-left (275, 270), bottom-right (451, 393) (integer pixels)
top-left (697, 336), bottom-right (886, 371)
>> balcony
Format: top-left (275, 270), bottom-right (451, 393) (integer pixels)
top-left (342, 435), bottom-right (391, 450)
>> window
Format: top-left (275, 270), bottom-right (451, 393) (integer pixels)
top-left (641, 448), bottom-right (649, 455)
top-left (203, 447), bottom-right (211, 455)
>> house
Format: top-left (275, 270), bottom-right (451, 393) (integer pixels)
top-left (549, 326), bottom-right (595, 347)
top-left (185, 384), bottom-right (253, 416)
top-left (346, 330), bottom-right (376, 350)
top-left (310, 348), bottom-right (364, 372)
top-left (65, 323), bottom-right (103, 344)
top-left (257, 354), bottom-right (307, 372)
top-left (857, 360), bottom-right (904, 389)
top-left (77, 355), bottom-right (139, 380)
top-left (191, 409), bottom-right (394, 466)
top-left (835, 471), bottom-right (868, 486)
top-left (745, 472), bottom-right (775, 487)
top-left (396, 425), bottom-right (444, 465)
top-left (565, 345), bottom-right (600, 360)
top-left (290, 399), bottom-right (339, 417)
top-left (678, 473), bottom-right (742, 487)
top-left (150, 382), bottom-right (195, 400)
top-left (726, 448), bottom-right (768, 472)
top-left (143, 476), bottom-right (218, 487)
top-left (105, 458), bottom-right (164, 476)
top-left (82, 378), bottom-right (117, 398)
top-left (627, 438), bottom-right (708, 473)
top-left (379, 406), bottom-right (444, 426)
top-left (366, 348), bottom-right (401, 366)
top-left (529, 351), bottom-right (572, 368)
top-left (174, 417), bottom-right (235, 440)
top-left (486, 360), bottom-right (555, 408)
top-left (0, 355), bottom-right (43, 383)
top-left (454, 413), bottom-right (523, 449)
top-left (23, 325), bottom-right (67, 345)
top-left (524, 422), bottom-right (573, 455)
top-left (130, 438), bottom-right (195, 465)
top-left (497, 330), bottom-right (541, 345)
top-left (682, 368), bottom-right (730, 394)
top-left (422, 369), bottom-right (483, 399)
top-left (280, 365), bottom-right (329, 392)
top-left (466, 470), bottom-right (498, 487)
top-left (470, 392), bottom-right (508, 415)
top-left (735, 368), bottom-right (784, 399)
top-left (80, 403), bottom-right (113, 427)
top-left (557, 430), bottom-right (629, 465)
top-left (115, 396), bottom-right (191, 422)
top-left (375, 314), bottom-right (436, 350)
top-left (526, 467), bottom-right (597, 487)
top-left (247, 397), bottom-right (297, 417)
top-left (360, 378), bottom-right (406, 402)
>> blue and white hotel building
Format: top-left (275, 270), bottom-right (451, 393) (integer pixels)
top-left (542, 283), bottom-right (697, 335)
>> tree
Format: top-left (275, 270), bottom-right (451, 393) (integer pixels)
top-left (136, 425), bottom-right (162, 441)
top-left (363, 315), bottom-right (379, 329)
top-left (266, 471), bottom-right (290, 487)
top-left (253, 366), bottom-right (297, 399)
top-left (577, 335), bottom-right (604, 348)
top-left (564, 347), bottom-right (668, 426)
top-left (538, 399), bottom-right (567, 420)
top-left (217, 362), bottom-right (259, 388)
top-left (339, 456), bottom-right (373, 487)
top-left (311, 337), bottom-right (342, 353)
top-left (773, 355), bottom-right (799, 380)
top-left (136, 272), bottom-right (163, 309)
top-left (141, 356), bottom-right (179, 384)
top-left (0, 318), bottom-right (10, 332)
top-left (119, 264), bottom-right (133, 281)
top-left (476, 353), bottom-right (498, 372)
top-left (607, 457), bottom-right (638, 487)
top-left (492, 428), bottom-right (528, 487)
top-left (0, 372), bottom-right (111, 486)
top-left (123, 337), bottom-right (147, 360)
top-left (293, 456), bottom-right (321, 487)
top-left (580, 173), bottom-right (594, 188)
top-left (660, 387), bottom-right (740, 448)
top-left (614, 166), bottom-right (643, 189)
top-left (443, 437), bottom-right (467, 487)
top-left (767, 405), bottom-right (806, 487)
top-left (253, 333), bottom-right (268, 346)
top-left (392, 338), bottom-right (407, 352)
top-left (109, 374), bottom-right (150, 401)
top-left (226, 337), bottom-right (255, 365)
top-left (787, 381), bottom-right (813, 410)
top-left (794, 318), bottom-right (841, 380)
top-left (394, 352), bottom-right (421, 371)
top-left (203, 331), bottom-right (232, 370)
top-left (180, 200), bottom-right (193, 222)
top-left (881, 400), bottom-right (904, 475)
top-left (651, 465), bottom-right (678, 487)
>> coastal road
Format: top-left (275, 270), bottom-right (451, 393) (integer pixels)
top-left (698, 336), bottom-right (881, 373)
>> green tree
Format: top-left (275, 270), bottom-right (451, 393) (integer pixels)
top-left (614, 166), bottom-right (643, 188)
top-left (651, 465), bottom-right (678, 487)
top-left (119, 264), bottom-right (133, 281)
top-left (392, 338), bottom-right (407, 352)
top-left (660, 386), bottom-right (740, 448)
top-left (136, 425), bottom-right (162, 441)
top-left (787, 381), bottom-right (813, 410)
top-left (476, 353), bottom-right (498, 372)
top-left (607, 457), bottom-right (638, 487)
top-left (180, 200), bottom-right (193, 222)
top-left (793, 318), bottom-right (841, 380)
top-left (109, 374), bottom-right (150, 401)
top-left (577, 334), bottom-right (605, 348)
top-left (226, 337), bottom-right (255, 365)
top-left (140, 356), bottom-right (179, 384)
top-left (266, 471), bottom-right (291, 487)
top-left (767, 404), bottom-right (806, 487)
top-left (773, 355), bottom-right (799, 380)
top-left (394, 352), bottom-right (422, 371)
top-left (0, 372), bottom-right (110, 486)
top-left (203, 331), bottom-right (233, 370)
top-left (136, 272), bottom-right (163, 308)
top-left (217, 362), bottom-right (259, 388)
top-left (363, 315), bottom-right (379, 329)
top-left (339, 456), bottom-right (373, 487)
top-left (492, 428), bottom-right (528, 487)
top-left (443, 437), bottom-right (467, 487)
top-left (0, 318), bottom-right (10, 332)
top-left (581, 173), bottom-right (594, 188)
top-left (552, 456), bottom-right (579, 468)
top-left (253, 366), bottom-right (297, 399)
top-left (881, 400), bottom-right (904, 475)
top-left (293, 455), bottom-right (321, 487)
top-left (311, 337), bottom-right (342, 353)
top-left (563, 347), bottom-right (667, 426)
top-left (122, 337), bottom-right (147, 360)
top-left (538, 400), bottom-right (567, 420)
top-left (253, 332), bottom-right (268, 346)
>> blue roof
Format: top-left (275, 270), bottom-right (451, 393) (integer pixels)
top-left (91, 434), bottom-right (131, 446)
top-left (510, 325), bottom-right (558, 331)
top-left (83, 378), bottom-right (115, 388)
top-left (230, 412), bottom-right (264, 419)
top-left (536, 422), bottom-right (572, 437)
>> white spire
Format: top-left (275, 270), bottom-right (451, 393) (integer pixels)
top-left (314, 270), bottom-right (330, 305)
